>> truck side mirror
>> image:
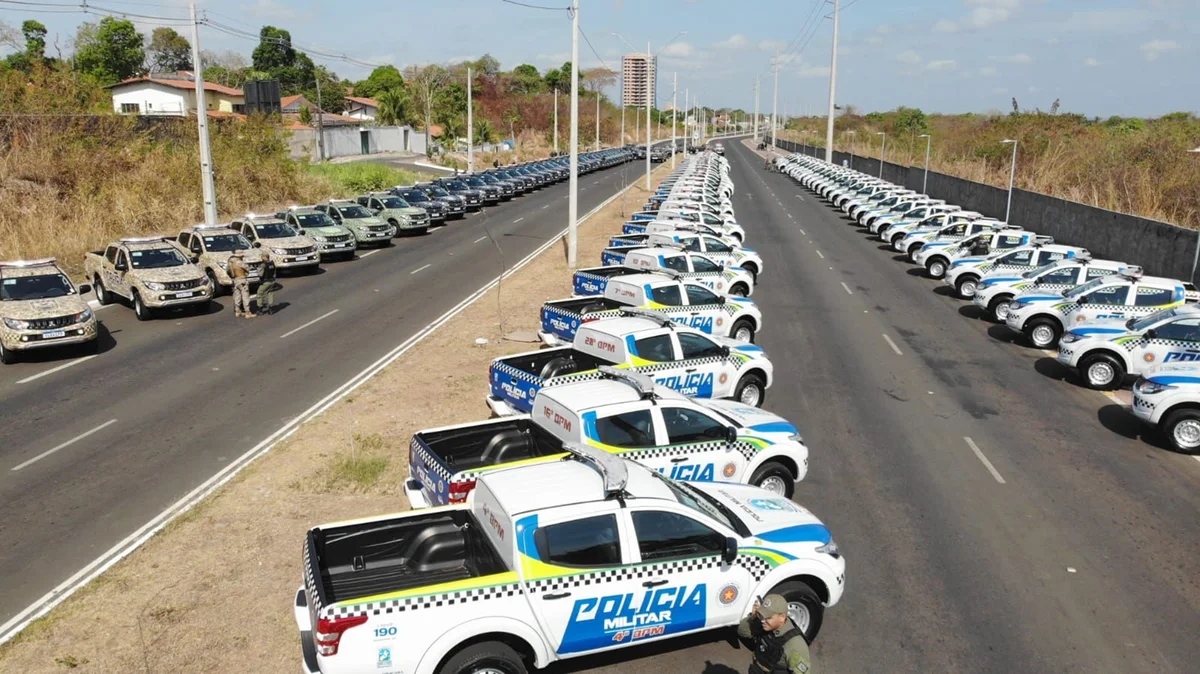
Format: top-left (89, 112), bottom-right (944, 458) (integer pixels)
top-left (722, 537), bottom-right (738, 565)
top-left (253, 241), bottom-right (263, 248)
top-left (1076, 295), bottom-right (1088, 305)
top-left (725, 426), bottom-right (738, 445)
top-left (190, 256), bottom-right (200, 264)
top-left (717, 295), bottom-right (727, 304)
top-left (114, 260), bottom-right (127, 271)
top-left (1144, 328), bottom-right (1157, 340)
top-left (79, 283), bottom-right (92, 295)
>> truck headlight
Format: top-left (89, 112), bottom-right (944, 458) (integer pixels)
top-left (1059, 332), bottom-right (1084, 344)
top-left (145, 281), bottom-right (165, 290)
top-left (3, 317), bottom-right (29, 330)
top-left (788, 433), bottom-right (803, 443)
top-left (311, 235), bottom-right (327, 242)
top-left (217, 260), bottom-right (228, 269)
top-left (1135, 379), bottom-right (1175, 395)
top-left (1009, 299), bottom-right (1028, 310)
top-left (74, 308), bottom-right (93, 323)
top-left (271, 248), bottom-right (287, 255)
top-left (816, 539), bottom-right (840, 559)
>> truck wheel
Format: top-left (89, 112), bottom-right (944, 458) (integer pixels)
top-left (926, 257), bottom-right (948, 279)
top-left (1024, 317), bottom-right (1061, 349)
top-left (206, 269), bottom-right (225, 297)
top-left (1163, 409), bottom-right (1200, 455)
top-left (988, 295), bottom-right (1014, 321)
top-left (768, 580), bottom-right (825, 644)
top-left (749, 461), bottom-right (794, 498)
top-left (132, 291), bottom-right (152, 322)
top-left (906, 243), bottom-right (923, 262)
top-left (729, 282), bottom-right (750, 297)
top-left (1079, 353), bottom-right (1125, 390)
top-left (955, 274), bottom-right (980, 299)
top-left (731, 318), bottom-right (756, 343)
top-left (437, 641), bottom-right (527, 674)
top-left (740, 263), bottom-right (759, 282)
top-left (94, 276), bottom-right (110, 306)
top-left (734, 373), bottom-right (766, 407)
top-left (0, 342), bottom-right (17, 365)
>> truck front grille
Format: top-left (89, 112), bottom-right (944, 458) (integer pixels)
top-left (163, 278), bottom-right (206, 291)
top-left (27, 314), bottom-right (77, 330)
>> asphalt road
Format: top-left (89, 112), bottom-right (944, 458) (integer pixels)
top-left (560, 140), bottom-right (1200, 673)
top-left (0, 158), bottom-right (654, 628)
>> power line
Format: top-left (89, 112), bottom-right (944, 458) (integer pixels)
top-left (498, 0), bottom-right (569, 10)
top-left (576, 24), bottom-right (613, 72)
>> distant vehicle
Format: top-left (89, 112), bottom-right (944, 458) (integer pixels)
top-left (314, 200), bottom-right (395, 246)
top-left (390, 186), bottom-right (447, 224)
top-left (356, 192), bottom-right (430, 236)
top-left (1, 257), bottom-right (97, 364)
top-left (177, 224), bottom-right (270, 291)
top-left (85, 236), bottom-right (213, 320)
top-left (231, 215), bottom-right (321, 273)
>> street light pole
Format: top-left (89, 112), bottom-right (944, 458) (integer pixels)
top-left (753, 75), bottom-right (759, 142)
top-left (189, 0), bottom-right (217, 225)
top-left (919, 133), bottom-right (931, 193)
top-left (567, 0), bottom-right (579, 268)
top-left (671, 72), bottom-right (677, 168)
top-left (645, 40), bottom-right (651, 189)
top-left (1001, 138), bottom-right (1018, 224)
top-left (771, 55), bottom-right (779, 151)
top-left (595, 94), bottom-right (600, 152)
top-left (824, 0), bottom-right (839, 162)
top-left (876, 131), bottom-right (886, 178)
top-left (467, 66), bottom-right (473, 173)
top-left (553, 87), bottom-right (558, 154)
top-left (845, 130), bottom-right (855, 169)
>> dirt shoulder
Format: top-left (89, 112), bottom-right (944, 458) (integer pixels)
top-left (0, 162), bottom-right (673, 673)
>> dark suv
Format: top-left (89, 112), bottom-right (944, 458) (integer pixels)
top-left (391, 186), bottom-right (447, 224)
top-left (432, 178), bottom-right (484, 212)
top-left (460, 174), bottom-right (502, 205)
top-left (415, 183), bottom-right (466, 219)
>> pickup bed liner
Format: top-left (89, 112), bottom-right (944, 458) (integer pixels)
top-left (500, 348), bottom-right (612, 379)
top-left (418, 418), bottom-right (562, 472)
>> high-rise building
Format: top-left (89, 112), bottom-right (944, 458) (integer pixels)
top-left (621, 53), bottom-right (657, 108)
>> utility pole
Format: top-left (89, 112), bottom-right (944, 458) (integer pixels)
top-left (771, 55), bottom-right (779, 152)
top-left (595, 95), bottom-right (600, 151)
top-left (671, 72), bottom-right (677, 168)
top-left (314, 68), bottom-right (325, 162)
top-left (824, 0), bottom-right (840, 162)
top-left (189, 0), bottom-right (217, 225)
top-left (467, 66), bottom-right (474, 173)
top-left (567, 0), bottom-right (579, 268)
top-left (553, 87), bottom-right (558, 154)
top-left (754, 75), bottom-right (759, 141)
top-left (645, 40), bottom-right (652, 189)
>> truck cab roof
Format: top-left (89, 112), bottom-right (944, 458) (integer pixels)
top-left (481, 450), bottom-right (672, 516)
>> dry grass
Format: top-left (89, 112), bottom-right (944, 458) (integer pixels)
top-left (0, 163), bottom-right (672, 673)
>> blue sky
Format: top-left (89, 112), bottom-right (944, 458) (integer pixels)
top-left (2, 0), bottom-right (1194, 117)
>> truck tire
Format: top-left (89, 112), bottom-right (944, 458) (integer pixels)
top-left (437, 641), bottom-right (527, 674)
top-left (1162, 409), bottom-right (1200, 455)
top-left (740, 262), bottom-right (759, 282)
top-left (206, 269), bottom-right (225, 297)
top-left (731, 318), bottom-right (756, 343)
top-left (734, 373), bottom-right (766, 408)
top-left (768, 579), bottom-right (825, 645)
top-left (1024, 317), bottom-right (1061, 349)
top-left (1079, 353), bottom-right (1125, 390)
top-left (925, 257), bottom-right (948, 279)
top-left (749, 461), bottom-right (794, 498)
top-left (729, 282), bottom-right (750, 297)
top-left (94, 276), bottom-right (111, 306)
top-left (988, 294), bottom-right (1014, 321)
top-left (132, 291), bottom-right (152, 322)
top-left (0, 341), bottom-right (17, 365)
top-left (955, 274), bottom-right (980, 299)
top-left (906, 243), bottom-right (923, 262)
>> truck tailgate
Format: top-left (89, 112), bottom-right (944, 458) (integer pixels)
top-left (607, 234), bottom-right (648, 248)
top-left (623, 221), bottom-right (649, 235)
top-left (600, 246), bottom-right (631, 266)
top-left (540, 298), bottom-right (622, 342)
top-left (572, 266), bottom-right (635, 296)
top-left (488, 358), bottom-right (546, 414)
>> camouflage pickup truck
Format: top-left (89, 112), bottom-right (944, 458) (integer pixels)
top-left (230, 214), bottom-right (321, 272)
top-left (85, 236), bottom-right (213, 320)
top-left (314, 200), bottom-right (395, 246)
top-left (356, 192), bottom-right (431, 235)
top-left (176, 224), bottom-right (268, 294)
top-left (1, 258), bottom-right (98, 364)
top-left (276, 207), bottom-right (358, 261)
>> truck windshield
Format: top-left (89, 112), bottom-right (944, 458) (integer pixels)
top-left (1023, 262), bottom-right (1064, 279)
top-left (253, 223), bottom-right (297, 238)
top-left (377, 197), bottom-right (410, 209)
top-left (463, 177), bottom-right (485, 187)
top-left (401, 190), bottom-right (429, 202)
top-left (651, 472), bottom-right (736, 531)
top-left (1129, 307), bottom-right (1177, 332)
top-left (442, 181), bottom-right (468, 190)
top-left (1, 273), bottom-right (75, 301)
top-left (1063, 277), bottom-right (1108, 300)
top-left (129, 248), bottom-right (186, 269)
top-left (426, 187), bottom-right (451, 197)
top-left (292, 213), bottom-right (335, 228)
top-left (202, 233), bottom-right (253, 252)
top-left (337, 205), bottom-right (375, 218)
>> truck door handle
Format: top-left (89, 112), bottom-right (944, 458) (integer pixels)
top-left (642, 580), bottom-right (669, 588)
top-left (542, 592), bottom-right (572, 600)
top-left (670, 457), bottom-right (688, 463)
top-left (689, 311), bottom-right (701, 316)
top-left (685, 368), bottom-right (698, 373)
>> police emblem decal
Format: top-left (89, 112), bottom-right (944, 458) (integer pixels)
top-left (1144, 353), bottom-right (1156, 362)
top-left (719, 583), bottom-right (740, 605)
top-left (723, 462), bottom-right (737, 478)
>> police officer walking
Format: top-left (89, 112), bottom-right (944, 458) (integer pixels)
top-left (255, 255), bottom-right (281, 316)
top-left (737, 594), bottom-right (813, 674)
top-left (227, 252), bottom-right (254, 319)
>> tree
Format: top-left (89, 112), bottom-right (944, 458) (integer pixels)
top-left (376, 88), bottom-right (406, 126)
top-left (403, 63), bottom-right (450, 156)
top-left (4, 20), bottom-right (48, 71)
top-left (23, 20), bottom-right (46, 60)
top-left (0, 20), bottom-right (20, 53)
top-left (302, 65), bottom-right (346, 114)
top-left (251, 25), bottom-right (318, 95)
top-left (472, 53), bottom-right (501, 79)
top-left (147, 27), bottom-right (191, 73)
top-left (73, 17), bottom-right (144, 85)
top-left (474, 117), bottom-right (495, 145)
top-left (893, 106), bottom-right (929, 134)
top-left (298, 103), bottom-right (313, 126)
top-left (508, 63), bottom-right (543, 94)
top-left (581, 67), bottom-right (616, 95)
top-left (355, 64), bottom-right (404, 99)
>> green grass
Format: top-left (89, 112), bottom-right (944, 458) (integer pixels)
top-left (315, 433), bottom-right (391, 492)
top-left (305, 162), bottom-right (418, 194)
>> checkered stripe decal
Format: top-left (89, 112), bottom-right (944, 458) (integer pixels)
top-left (1133, 396), bottom-right (1153, 410)
top-left (735, 554), bottom-right (777, 581)
top-left (492, 360), bottom-right (542, 385)
top-left (303, 538), bottom-right (322, 612)
top-left (623, 438), bottom-right (761, 463)
top-left (410, 437), bottom-right (453, 484)
top-left (326, 581), bottom-right (525, 618)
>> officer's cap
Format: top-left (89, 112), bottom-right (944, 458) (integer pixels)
top-left (759, 594), bottom-right (788, 619)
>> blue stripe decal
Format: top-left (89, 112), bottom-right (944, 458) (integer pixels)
top-left (582, 410), bottom-right (599, 443)
top-left (1148, 376), bottom-right (1200, 385)
top-left (1067, 327), bottom-right (1125, 335)
top-left (756, 524), bottom-right (831, 545)
top-left (747, 421), bottom-right (796, 434)
top-left (625, 334), bottom-right (639, 357)
top-left (516, 514), bottom-right (540, 559)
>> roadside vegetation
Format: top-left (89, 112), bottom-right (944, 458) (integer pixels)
top-left (778, 105), bottom-right (1200, 230)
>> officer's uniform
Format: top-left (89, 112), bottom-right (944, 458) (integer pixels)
top-left (228, 253), bottom-right (253, 318)
top-left (736, 594), bottom-right (812, 674)
top-left (255, 258), bottom-right (280, 315)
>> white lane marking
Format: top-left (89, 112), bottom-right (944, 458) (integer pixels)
top-left (359, 250), bottom-right (380, 258)
top-left (840, 282), bottom-right (853, 295)
top-left (816, 250), bottom-right (824, 259)
top-left (796, 194), bottom-right (805, 202)
top-left (12, 419), bottom-right (118, 471)
top-left (1194, 456), bottom-right (1200, 465)
top-left (882, 333), bottom-right (904, 355)
top-left (513, 217), bottom-right (524, 224)
top-left (474, 236), bottom-right (488, 243)
top-left (542, 204), bottom-right (550, 209)
top-left (787, 213), bottom-right (794, 220)
top-left (16, 355), bottom-right (100, 385)
top-left (279, 309), bottom-right (338, 339)
top-left (411, 264), bottom-right (432, 274)
top-left (964, 436), bottom-right (1007, 484)
top-left (800, 228), bottom-right (807, 235)
top-left (0, 170), bottom-right (648, 648)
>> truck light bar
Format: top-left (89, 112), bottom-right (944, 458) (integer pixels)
top-left (617, 307), bottom-right (676, 328)
top-left (597, 365), bottom-right (658, 397)
top-left (647, 268), bottom-right (681, 279)
top-left (1118, 265), bottom-right (1144, 279)
top-left (1074, 250), bottom-right (1093, 261)
top-left (561, 441), bottom-right (630, 498)
top-left (119, 235), bottom-right (172, 244)
top-left (1031, 235), bottom-right (1056, 246)
top-left (191, 223), bottom-right (233, 231)
top-left (0, 257), bottom-right (57, 268)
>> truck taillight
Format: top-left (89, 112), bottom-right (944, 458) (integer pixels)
top-left (449, 480), bottom-right (476, 503)
top-left (315, 614), bottom-right (367, 656)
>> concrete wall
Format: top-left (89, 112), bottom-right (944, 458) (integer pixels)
top-left (288, 125), bottom-right (424, 161)
top-left (767, 136), bottom-right (1200, 282)
top-left (112, 84), bottom-right (187, 116)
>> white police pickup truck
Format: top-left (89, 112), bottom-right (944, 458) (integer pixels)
top-left (1004, 266), bottom-right (1199, 348)
top-left (487, 314), bottom-right (774, 417)
top-left (618, 220), bottom-right (740, 246)
top-left (538, 275), bottom-right (762, 346)
top-left (916, 227), bottom-right (1040, 280)
top-left (602, 233), bottom-right (762, 281)
top-left (942, 239), bottom-right (1085, 299)
top-left (573, 248), bottom-right (755, 298)
top-left (1132, 363), bottom-right (1200, 454)
top-left (971, 257), bottom-right (1127, 321)
top-left (870, 203), bottom-right (957, 237)
top-left (406, 368), bottom-right (808, 508)
top-left (1055, 306), bottom-right (1200, 389)
top-left (296, 444), bottom-right (844, 674)
top-left (889, 213), bottom-right (992, 257)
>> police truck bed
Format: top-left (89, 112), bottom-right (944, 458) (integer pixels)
top-left (415, 418), bottom-right (563, 473)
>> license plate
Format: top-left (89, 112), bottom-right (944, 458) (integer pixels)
top-left (176, 291), bottom-right (194, 298)
top-left (333, 243), bottom-right (348, 248)
top-left (44, 330), bottom-right (66, 338)
top-left (295, 255), bottom-right (313, 261)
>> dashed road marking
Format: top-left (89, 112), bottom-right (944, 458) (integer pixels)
top-left (279, 309), bottom-right (339, 339)
top-left (800, 229), bottom-right (807, 235)
top-left (840, 282), bottom-right (853, 295)
top-left (16, 355), bottom-right (99, 385)
top-left (787, 213), bottom-right (794, 219)
top-left (542, 204), bottom-right (550, 209)
top-left (359, 250), bottom-right (380, 258)
top-left (474, 236), bottom-right (488, 243)
top-left (12, 419), bottom-right (118, 471)
top-left (816, 250), bottom-right (824, 259)
top-left (796, 194), bottom-right (805, 201)
top-left (964, 436), bottom-right (1007, 484)
top-left (513, 217), bottom-right (523, 224)
top-left (411, 264), bottom-right (432, 275)
top-left (882, 333), bottom-right (904, 355)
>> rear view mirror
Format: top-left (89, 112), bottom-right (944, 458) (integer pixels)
top-left (253, 241), bottom-right (263, 248)
top-left (114, 261), bottom-right (127, 271)
top-left (1144, 328), bottom-right (1157, 340)
top-left (722, 537), bottom-right (738, 565)
top-left (718, 295), bottom-right (727, 305)
top-left (725, 426), bottom-right (738, 444)
top-left (1076, 295), bottom-right (1088, 305)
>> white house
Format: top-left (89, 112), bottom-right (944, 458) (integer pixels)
top-left (344, 96), bottom-right (379, 121)
top-left (109, 71), bottom-right (244, 117)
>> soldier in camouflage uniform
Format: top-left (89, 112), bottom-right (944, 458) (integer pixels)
top-left (737, 594), bottom-right (813, 674)
top-left (228, 252), bottom-right (254, 319)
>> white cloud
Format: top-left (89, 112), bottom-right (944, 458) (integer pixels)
top-left (864, 35), bottom-right (884, 45)
top-left (1045, 37), bottom-right (1060, 45)
top-left (1083, 57), bottom-right (1100, 67)
top-left (240, 0), bottom-right (305, 20)
top-left (535, 52), bottom-right (570, 64)
top-left (935, 0), bottom-right (1021, 33)
top-left (876, 24), bottom-right (893, 34)
top-left (659, 42), bottom-right (695, 58)
top-left (758, 40), bottom-right (787, 53)
top-left (1140, 39), bottom-right (1179, 60)
top-left (979, 66), bottom-right (998, 76)
top-left (715, 34), bottom-right (749, 49)
top-left (895, 50), bottom-right (922, 65)
top-left (926, 59), bottom-right (957, 71)
top-left (933, 19), bottom-right (959, 33)
top-left (995, 53), bottom-right (1032, 64)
